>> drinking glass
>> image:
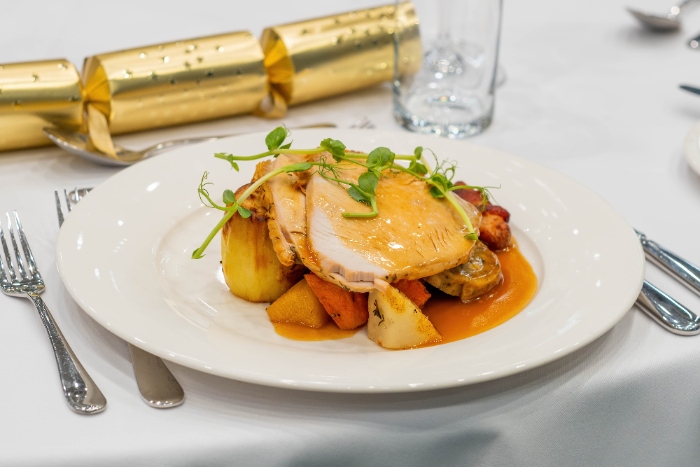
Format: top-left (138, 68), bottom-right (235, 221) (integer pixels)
top-left (393, 0), bottom-right (503, 138)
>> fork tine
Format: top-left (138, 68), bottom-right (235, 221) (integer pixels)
top-left (54, 191), bottom-right (65, 227)
top-left (69, 187), bottom-right (92, 204)
top-left (13, 211), bottom-right (39, 279)
top-left (64, 189), bottom-right (72, 213)
top-left (0, 221), bottom-right (8, 285)
top-left (73, 187), bottom-right (83, 203)
top-left (350, 116), bottom-right (369, 129)
top-left (359, 117), bottom-right (376, 129)
top-left (6, 212), bottom-right (27, 280)
top-left (2, 214), bottom-right (18, 281)
top-left (1, 214), bottom-right (17, 282)
top-left (56, 188), bottom-right (93, 229)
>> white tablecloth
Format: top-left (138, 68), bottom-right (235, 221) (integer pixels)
top-left (2, 1), bottom-right (700, 465)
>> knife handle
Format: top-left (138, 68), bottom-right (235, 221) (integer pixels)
top-left (637, 281), bottom-right (700, 335)
top-left (635, 230), bottom-right (700, 297)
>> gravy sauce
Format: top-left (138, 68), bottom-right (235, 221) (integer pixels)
top-left (273, 242), bottom-right (537, 345)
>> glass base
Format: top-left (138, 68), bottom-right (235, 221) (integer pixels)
top-left (393, 108), bottom-right (493, 139)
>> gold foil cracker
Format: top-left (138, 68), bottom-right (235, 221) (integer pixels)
top-left (86, 104), bottom-right (117, 157)
top-left (82, 31), bottom-right (267, 135)
top-left (0, 59), bottom-right (83, 152)
top-left (260, 2), bottom-right (421, 113)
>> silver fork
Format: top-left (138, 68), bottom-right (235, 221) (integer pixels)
top-left (55, 189), bottom-right (185, 408)
top-left (0, 211), bottom-right (106, 414)
top-left (351, 116), bottom-right (375, 129)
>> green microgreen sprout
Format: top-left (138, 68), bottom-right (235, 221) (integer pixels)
top-left (192, 160), bottom-right (312, 258)
top-left (192, 126), bottom-right (493, 258)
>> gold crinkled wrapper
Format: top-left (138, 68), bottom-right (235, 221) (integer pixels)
top-left (260, 2), bottom-right (421, 114)
top-left (82, 31), bottom-right (267, 135)
top-left (0, 5), bottom-right (421, 152)
top-left (0, 59), bottom-right (83, 151)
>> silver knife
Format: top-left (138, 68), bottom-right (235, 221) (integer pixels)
top-left (637, 280), bottom-right (700, 335)
top-left (635, 229), bottom-right (700, 296)
top-left (680, 84), bottom-right (700, 96)
top-left (129, 345), bottom-right (185, 408)
top-left (689, 34), bottom-right (700, 49)
top-left (55, 189), bottom-right (185, 408)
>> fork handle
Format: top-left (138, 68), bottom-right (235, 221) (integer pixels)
top-left (27, 292), bottom-right (107, 414)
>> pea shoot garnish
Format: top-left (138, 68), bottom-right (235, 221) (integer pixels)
top-left (192, 127), bottom-right (491, 259)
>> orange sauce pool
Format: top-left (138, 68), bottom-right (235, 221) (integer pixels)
top-left (273, 321), bottom-right (359, 340)
top-left (421, 243), bottom-right (537, 346)
top-left (273, 243), bottom-right (537, 345)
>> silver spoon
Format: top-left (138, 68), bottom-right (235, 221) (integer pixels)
top-left (627, 0), bottom-right (699, 31)
top-left (42, 123), bottom-right (339, 167)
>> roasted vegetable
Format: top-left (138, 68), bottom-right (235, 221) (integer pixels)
top-left (478, 212), bottom-right (511, 251)
top-left (367, 285), bottom-right (442, 349)
top-left (392, 279), bottom-right (431, 308)
top-left (221, 183), bottom-right (305, 302)
top-left (305, 273), bottom-right (369, 329)
top-left (454, 182), bottom-right (512, 250)
top-left (266, 278), bottom-right (329, 328)
top-left (424, 241), bottom-right (502, 302)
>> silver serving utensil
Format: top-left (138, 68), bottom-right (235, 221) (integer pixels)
top-left (55, 188), bottom-right (185, 408)
top-left (635, 230), bottom-right (700, 296)
top-left (679, 84), bottom-right (700, 95)
top-left (637, 280), bottom-right (700, 334)
top-left (43, 122), bottom-right (338, 167)
top-left (0, 211), bottom-right (107, 413)
top-left (632, 229), bottom-right (700, 335)
top-left (688, 32), bottom-right (700, 48)
top-left (627, 0), bottom-right (699, 31)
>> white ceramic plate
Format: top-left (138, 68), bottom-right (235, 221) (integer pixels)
top-left (56, 129), bottom-right (644, 392)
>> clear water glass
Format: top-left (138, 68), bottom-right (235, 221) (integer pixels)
top-left (393, 0), bottom-right (503, 138)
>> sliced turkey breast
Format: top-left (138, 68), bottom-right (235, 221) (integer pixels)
top-left (304, 163), bottom-right (480, 291)
top-left (264, 153), bottom-right (310, 266)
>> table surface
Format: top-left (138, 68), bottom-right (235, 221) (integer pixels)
top-left (2, 1), bottom-right (700, 466)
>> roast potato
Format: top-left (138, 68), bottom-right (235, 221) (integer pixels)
top-left (367, 285), bottom-right (442, 349)
top-left (221, 183), bottom-right (305, 302)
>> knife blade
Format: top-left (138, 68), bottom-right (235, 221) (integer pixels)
top-left (680, 84), bottom-right (700, 96)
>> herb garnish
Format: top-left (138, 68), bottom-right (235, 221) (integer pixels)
top-left (373, 305), bottom-right (384, 326)
top-left (192, 127), bottom-right (491, 259)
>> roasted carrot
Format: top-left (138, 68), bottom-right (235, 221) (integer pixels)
top-left (304, 274), bottom-right (369, 330)
top-left (392, 279), bottom-right (431, 308)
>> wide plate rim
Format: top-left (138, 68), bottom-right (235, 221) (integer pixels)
top-left (55, 129), bottom-right (645, 393)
